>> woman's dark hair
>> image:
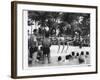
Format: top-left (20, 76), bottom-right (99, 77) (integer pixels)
top-left (33, 29), bottom-right (37, 33)
top-left (58, 56), bottom-right (62, 61)
top-left (81, 51), bottom-right (84, 55)
top-left (76, 52), bottom-right (79, 56)
top-left (65, 55), bottom-right (72, 60)
top-left (40, 46), bottom-right (43, 50)
top-left (72, 52), bottom-right (75, 56)
top-left (86, 51), bottom-right (89, 55)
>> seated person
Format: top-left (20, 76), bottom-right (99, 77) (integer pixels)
top-left (79, 51), bottom-right (85, 64)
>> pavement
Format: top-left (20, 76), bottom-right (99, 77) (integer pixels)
top-left (29, 45), bottom-right (90, 67)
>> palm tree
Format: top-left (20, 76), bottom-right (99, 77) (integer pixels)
top-left (28, 11), bottom-right (40, 34)
top-left (28, 11), bottom-right (50, 36)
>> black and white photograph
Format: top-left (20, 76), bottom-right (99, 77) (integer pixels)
top-left (27, 11), bottom-right (91, 67)
top-left (11, 1), bottom-right (97, 78)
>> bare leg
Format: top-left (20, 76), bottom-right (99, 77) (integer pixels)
top-left (43, 54), bottom-right (46, 64)
top-left (32, 52), bottom-right (38, 65)
top-left (47, 53), bottom-right (50, 63)
top-left (57, 44), bottom-right (60, 53)
top-left (65, 42), bottom-right (69, 53)
top-left (57, 41), bottom-right (61, 53)
top-left (61, 42), bottom-right (65, 53)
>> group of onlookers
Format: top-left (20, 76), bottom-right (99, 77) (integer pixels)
top-left (28, 29), bottom-right (51, 65)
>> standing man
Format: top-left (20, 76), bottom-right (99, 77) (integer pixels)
top-left (29, 29), bottom-right (38, 65)
top-left (73, 31), bottom-right (83, 48)
top-left (42, 32), bottom-right (51, 64)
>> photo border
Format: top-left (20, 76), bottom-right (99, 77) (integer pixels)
top-left (11, 1), bottom-right (98, 78)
